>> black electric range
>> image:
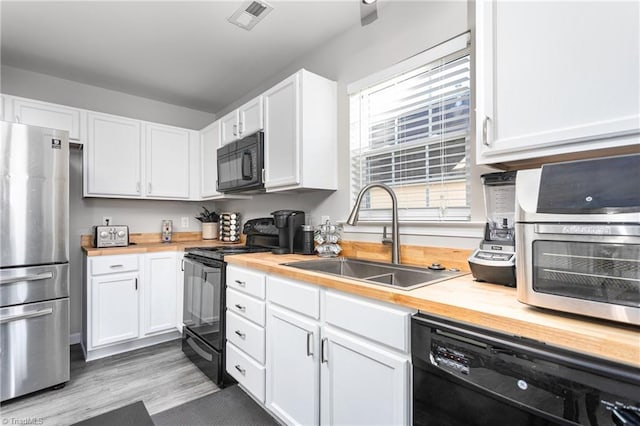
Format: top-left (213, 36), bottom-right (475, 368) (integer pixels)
top-left (185, 245), bottom-right (272, 261)
top-left (181, 218), bottom-right (278, 387)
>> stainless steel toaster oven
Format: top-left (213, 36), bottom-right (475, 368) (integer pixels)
top-left (515, 154), bottom-right (640, 325)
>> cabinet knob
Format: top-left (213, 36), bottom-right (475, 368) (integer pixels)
top-left (235, 330), bottom-right (246, 339)
top-left (234, 280), bottom-right (246, 287)
top-left (234, 364), bottom-right (246, 375)
top-left (234, 304), bottom-right (246, 312)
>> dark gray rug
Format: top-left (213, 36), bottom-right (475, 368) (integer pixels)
top-left (72, 401), bottom-right (154, 426)
top-left (152, 385), bottom-right (279, 426)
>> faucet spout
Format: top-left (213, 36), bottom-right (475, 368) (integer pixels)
top-left (347, 183), bottom-right (400, 264)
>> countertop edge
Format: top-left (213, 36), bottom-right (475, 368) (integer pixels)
top-left (224, 253), bottom-right (640, 368)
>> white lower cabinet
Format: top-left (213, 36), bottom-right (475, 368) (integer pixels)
top-left (143, 252), bottom-right (178, 335)
top-left (266, 304), bottom-right (320, 426)
top-left (320, 327), bottom-right (411, 426)
top-left (84, 253), bottom-right (180, 361)
top-left (91, 272), bottom-right (140, 347)
top-left (225, 265), bottom-right (267, 402)
top-left (262, 274), bottom-right (414, 426)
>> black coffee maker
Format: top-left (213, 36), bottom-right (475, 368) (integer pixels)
top-left (271, 210), bottom-right (305, 254)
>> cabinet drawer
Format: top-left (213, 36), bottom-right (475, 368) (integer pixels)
top-left (226, 265), bottom-right (265, 299)
top-left (267, 275), bottom-right (320, 320)
top-left (226, 310), bottom-right (265, 364)
top-left (227, 288), bottom-right (265, 327)
top-left (226, 341), bottom-right (265, 403)
top-left (90, 255), bottom-right (139, 276)
top-left (325, 290), bottom-right (412, 353)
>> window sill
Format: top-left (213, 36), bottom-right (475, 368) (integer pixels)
top-left (339, 220), bottom-right (485, 239)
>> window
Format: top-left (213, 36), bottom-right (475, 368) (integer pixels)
top-left (349, 34), bottom-right (471, 221)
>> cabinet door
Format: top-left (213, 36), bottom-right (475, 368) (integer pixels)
top-left (143, 252), bottom-right (178, 335)
top-left (220, 110), bottom-right (239, 145)
top-left (266, 305), bottom-right (320, 426)
top-left (145, 124), bottom-right (190, 198)
top-left (91, 273), bottom-right (139, 347)
top-left (264, 73), bottom-right (300, 190)
top-left (320, 328), bottom-right (410, 426)
top-left (200, 120), bottom-right (222, 198)
top-left (12, 97), bottom-right (82, 140)
top-left (87, 113), bottom-right (141, 196)
top-left (238, 96), bottom-right (263, 138)
top-left (476, 1), bottom-right (640, 164)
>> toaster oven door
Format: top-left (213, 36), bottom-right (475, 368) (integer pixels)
top-left (517, 223), bottom-right (640, 324)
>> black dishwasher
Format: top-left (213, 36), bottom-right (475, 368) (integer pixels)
top-left (412, 314), bottom-right (640, 426)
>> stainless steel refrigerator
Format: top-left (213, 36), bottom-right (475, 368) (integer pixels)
top-left (0, 121), bottom-right (70, 401)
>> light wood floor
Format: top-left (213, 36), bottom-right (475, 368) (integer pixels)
top-left (0, 339), bottom-right (219, 425)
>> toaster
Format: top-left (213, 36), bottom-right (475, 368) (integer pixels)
top-left (93, 225), bottom-right (129, 248)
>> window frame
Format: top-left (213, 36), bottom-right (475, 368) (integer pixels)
top-left (348, 33), bottom-right (473, 223)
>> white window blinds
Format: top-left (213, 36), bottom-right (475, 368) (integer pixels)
top-left (349, 39), bottom-right (471, 221)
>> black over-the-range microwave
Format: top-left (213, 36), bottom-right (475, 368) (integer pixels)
top-left (216, 131), bottom-right (265, 193)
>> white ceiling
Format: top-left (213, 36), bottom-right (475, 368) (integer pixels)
top-left (1, 1), bottom-right (363, 113)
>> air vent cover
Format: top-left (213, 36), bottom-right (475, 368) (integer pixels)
top-left (228, 0), bottom-right (273, 31)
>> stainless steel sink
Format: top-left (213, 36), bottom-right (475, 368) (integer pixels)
top-left (283, 257), bottom-right (467, 290)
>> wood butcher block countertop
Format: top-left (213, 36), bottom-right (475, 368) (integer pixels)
top-left (224, 252), bottom-right (640, 367)
top-left (81, 231), bottom-right (243, 256)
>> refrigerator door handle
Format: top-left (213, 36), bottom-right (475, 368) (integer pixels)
top-left (0, 308), bottom-right (53, 324)
top-left (0, 272), bottom-right (54, 285)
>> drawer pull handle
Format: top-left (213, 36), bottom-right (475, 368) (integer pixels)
top-left (234, 364), bottom-right (246, 375)
top-left (235, 330), bottom-right (246, 339)
top-left (234, 304), bottom-right (246, 312)
top-left (306, 332), bottom-right (313, 357)
top-left (0, 272), bottom-right (53, 285)
top-left (321, 338), bottom-right (328, 364)
top-left (0, 308), bottom-right (53, 324)
top-left (234, 280), bottom-right (246, 287)
top-left (110, 264), bottom-right (124, 268)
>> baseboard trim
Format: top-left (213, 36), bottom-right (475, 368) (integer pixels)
top-left (83, 331), bottom-right (181, 362)
top-left (70, 333), bottom-right (82, 345)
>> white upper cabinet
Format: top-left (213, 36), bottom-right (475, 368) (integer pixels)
top-left (475, 1), bottom-right (640, 165)
top-left (263, 69), bottom-right (337, 192)
top-left (86, 112), bottom-right (142, 197)
top-left (238, 96), bottom-right (263, 138)
top-left (220, 95), bottom-right (264, 146)
top-left (220, 110), bottom-right (240, 146)
top-left (200, 120), bottom-right (222, 198)
top-left (145, 124), bottom-right (190, 199)
top-left (10, 96), bottom-right (83, 141)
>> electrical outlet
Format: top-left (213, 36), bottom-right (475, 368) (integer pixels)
top-left (321, 215), bottom-right (330, 224)
top-left (102, 216), bottom-right (112, 226)
top-left (181, 217), bottom-right (189, 228)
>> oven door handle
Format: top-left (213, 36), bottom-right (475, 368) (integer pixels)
top-left (184, 331), bottom-right (213, 362)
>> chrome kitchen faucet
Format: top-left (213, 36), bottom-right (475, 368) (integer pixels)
top-left (347, 183), bottom-right (400, 264)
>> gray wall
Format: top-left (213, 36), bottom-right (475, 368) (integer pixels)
top-left (1, 65), bottom-right (215, 129)
top-left (216, 1), bottom-right (488, 246)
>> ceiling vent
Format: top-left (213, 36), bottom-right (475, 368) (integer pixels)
top-left (228, 0), bottom-right (274, 31)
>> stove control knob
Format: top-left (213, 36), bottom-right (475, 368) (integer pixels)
top-left (100, 231), bottom-right (108, 238)
top-left (428, 263), bottom-right (446, 270)
top-left (117, 230), bottom-right (126, 238)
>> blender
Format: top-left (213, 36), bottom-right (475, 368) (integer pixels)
top-left (468, 171), bottom-right (517, 287)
